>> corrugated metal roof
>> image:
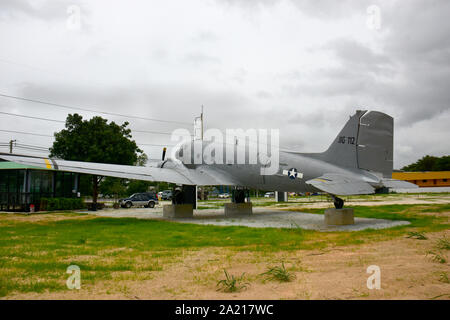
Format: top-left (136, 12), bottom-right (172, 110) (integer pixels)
top-left (0, 161), bottom-right (45, 170)
top-left (393, 171), bottom-right (450, 180)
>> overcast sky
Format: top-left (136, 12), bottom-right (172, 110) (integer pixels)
top-left (0, 0), bottom-right (449, 168)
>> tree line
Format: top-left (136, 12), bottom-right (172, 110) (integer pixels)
top-left (401, 155), bottom-right (450, 171)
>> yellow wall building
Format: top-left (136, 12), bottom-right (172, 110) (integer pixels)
top-left (392, 171), bottom-right (450, 187)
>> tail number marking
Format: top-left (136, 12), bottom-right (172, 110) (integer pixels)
top-left (338, 136), bottom-right (355, 144)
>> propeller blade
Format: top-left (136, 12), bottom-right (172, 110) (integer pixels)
top-left (162, 147), bottom-right (167, 161)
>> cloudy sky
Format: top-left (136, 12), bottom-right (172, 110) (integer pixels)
top-left (0, 0), bottom-right (449, 168)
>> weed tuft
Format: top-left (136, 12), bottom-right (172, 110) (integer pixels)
top-left (439, 272), bottom-right (449, 283)
top-left (427, 251), bottom-right (447, 264)
top-left (406, 231), bottom-right (428, 240)
top-left (216, 269), bottom-right (249, 293)
top-left (261, 262), bottom-right (296, 282)
top-left (436, 237), bottom-right (450, 250)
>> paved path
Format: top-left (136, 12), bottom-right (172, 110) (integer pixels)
top-left (87, 207), bottom-right (410, 232)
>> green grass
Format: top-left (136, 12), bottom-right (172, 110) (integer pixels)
top-left (0, 202), bottom-right (448, 297)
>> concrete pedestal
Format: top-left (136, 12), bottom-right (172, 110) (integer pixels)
top-left (224, 202), bottom-right (253, 216)
top-left (163, 204), bottom-right (194, 219)
top-left (275, 191), bottom-right (287, 202)
top-left (324, 208), bottom-right (354, 225)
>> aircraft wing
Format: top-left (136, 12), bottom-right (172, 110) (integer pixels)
top-left (306, 173), bottom-right (375, 195)
top-left (0, 153), bottom-right (239, 186)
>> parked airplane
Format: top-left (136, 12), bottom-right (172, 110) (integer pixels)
top-left (0, 110), bottom-right (417, 208)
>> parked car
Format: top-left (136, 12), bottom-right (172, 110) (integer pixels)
top-left (160, 190), bottom-right (173, 200)
top-left (264, 192), bottom-right (275, 198)
top-left (120, 192), bottom-right (158, 208)
top-left (218, 193), bottom-right (230, 198)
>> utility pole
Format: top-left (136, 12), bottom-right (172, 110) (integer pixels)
top-left (194, 105), bottom-right (204, 141)
top-left (200, 105), bottom-right (205, 200)
top-left (9, 139), bottom-right (16, 154)
top-left (200, 105), bottom-right (204, 140)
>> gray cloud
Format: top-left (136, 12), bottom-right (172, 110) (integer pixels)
top-left (0, 0), bottom-right (81, 20)
top-left (183, 52), bottom-right (221, 66)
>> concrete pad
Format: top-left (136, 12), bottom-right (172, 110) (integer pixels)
top-left (224, 202), bottom-right (252, 216)
top-left (89, 207), bottom-right (410, 232)
top-left (324, 208), bottom-right (354, 226)
top-left (162, 204), bottom-right (193, 219)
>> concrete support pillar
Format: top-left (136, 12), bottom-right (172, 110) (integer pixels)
top-left (275, 191), bottom-right (287, 202)
top-left (163, 204), bottom-right (194, 219)
top-left (181, 185), bottom-right (197, 209)
top-left (163, 184), bottom-right (197, 219)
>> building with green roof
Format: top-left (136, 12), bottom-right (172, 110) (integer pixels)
top-left (0, 160), bottom-right (79, 212)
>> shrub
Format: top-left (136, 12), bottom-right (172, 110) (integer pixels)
top-left (40, 198), bottom-right (48, 211)
top-left (39, 198), bottom-right (85, 211)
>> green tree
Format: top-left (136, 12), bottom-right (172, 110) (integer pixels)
top-left (401, 155), bottom-right (450, 171)
top-left (99, 177), bottom-right (127, 199)
top-left (49, 114), bottom-right (143, 204)
top-left (434, 156), bottom-right (450, 171)
top-left (126, 180), bottom-right (154, 195)
top-left (135, 153), bottom-right (148, 166)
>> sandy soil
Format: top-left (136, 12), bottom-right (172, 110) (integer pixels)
top-left (7, 230), bottom-right (449, 300)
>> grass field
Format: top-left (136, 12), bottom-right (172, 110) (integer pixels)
top-left (0, 200), bottom-right (449, 299)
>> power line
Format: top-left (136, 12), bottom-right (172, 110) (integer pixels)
top-left (0, 129), bottom-right (54, 137)
top-left (0, 111), bottom-right (193, 137)
top-left (0, 92), bottom-right (192, 126)
top-left (0, 111), bottom-right (64, 123)
top-left (0, 129), bottom-right (176, 147)
top-left (14, 142), bottom-right (50, 149)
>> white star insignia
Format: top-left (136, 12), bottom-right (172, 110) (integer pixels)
top-left (288, 169), bottom-right (297, 178)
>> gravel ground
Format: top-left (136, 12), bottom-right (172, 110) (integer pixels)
top-left (87, 207), bottom-right (410, 232)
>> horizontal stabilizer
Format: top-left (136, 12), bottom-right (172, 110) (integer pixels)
top-left (306, 173), bottom-right (375, 196)
top-left (380, 179), bottom-right (419, 189)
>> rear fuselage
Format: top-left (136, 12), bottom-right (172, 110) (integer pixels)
top-left (172, 140), bottom-right (378, 192)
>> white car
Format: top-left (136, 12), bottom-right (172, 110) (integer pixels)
top-left (218, 193), bottom-right (230, 198)
top-left (264, 192), bottom-right (275, 198)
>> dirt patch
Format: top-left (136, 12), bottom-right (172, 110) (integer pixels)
top-left (6, 230), bottom-right (449, 300)
top-left (0, 212), bottom-right (94, 224)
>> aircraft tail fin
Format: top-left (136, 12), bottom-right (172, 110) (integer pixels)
top-left (320, 110), bottom-right (393, 178)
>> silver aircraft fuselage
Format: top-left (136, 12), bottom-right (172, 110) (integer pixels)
top-left (167, 140), bottom-right (381, 192)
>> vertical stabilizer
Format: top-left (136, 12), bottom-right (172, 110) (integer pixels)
top-left (318, 110), bottom-right (393, 177)
top-left (357, 111), bottom-right (393, 177)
